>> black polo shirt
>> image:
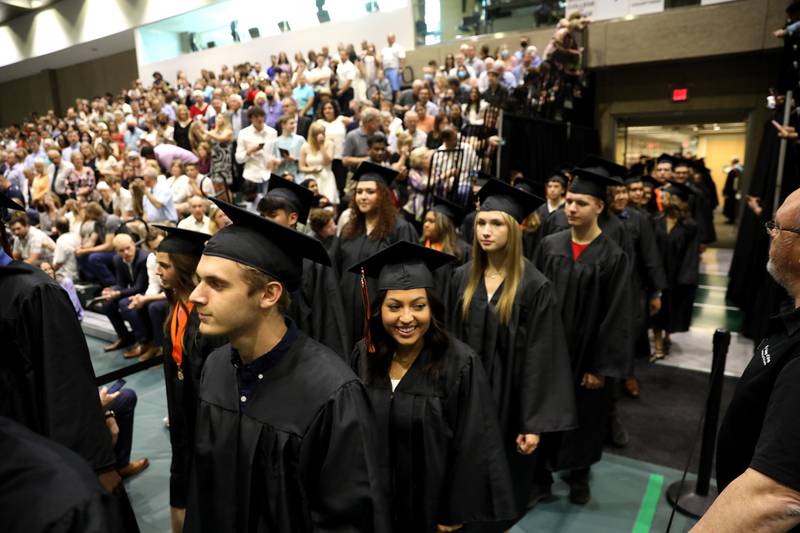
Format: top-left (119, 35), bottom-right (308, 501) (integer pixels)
top-left (717, 307), bottom-right (800, 493)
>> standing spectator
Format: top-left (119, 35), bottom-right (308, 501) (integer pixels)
top-left (299, 122), bottom-right (339, 208)
top-left (342, 107), bottom-right (384, 169)
top-left (47, 148), bottom-right (73, 203)
top-left (122, 116), bottom-right (144, 151)
top-left (292, 73), bottom-right (315, 118)
top-left (336, 48), bottom-right (357, 113)
top-left (66, 152), bottom-right (96, 199)
top-left (281, 97), bottom-right (312, 139)
top-left (463, 87), bottom-right (489, 125)
top-left (234, 106), bottom-right (280, 197)
top-left (2, 151), bottom-right (26, 203)
top-left (189, 90), bottom-right (209, 120)
top-left (52, 216), bottom-right (80, 283)
top-left (261, 87), bottom-right (284, 129)
top-left (174, 105), bottom-right (193, 151)
top-left (275, 114), bottom-right (304, 177)
top-left (381, 32), bottom-right (406, 95)
top-left (99, 233), bottom-right (150, 357)
top-left (9, 211), bottom-right (55, 264)
top-left (30, 158), bottom-right (51, 207)
top-left (61, 129), bottom-right (81, 164)
top-left (317, 100), bottom-right (351, 159)
top-left (483, 66), bottom-right (509, 108)
top-left (388, 110), bottom-right (426, 152)
top-left (415, 101), bottom-right (435, 134)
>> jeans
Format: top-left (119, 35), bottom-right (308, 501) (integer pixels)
top-left (109, 388), bottom-right (137, 468)
top-left (102, 296), bottom-right (150, 343)
top-left (385, 67), bottom-right (401, 92)
top-left (78, 251), bottom-right (116, 287)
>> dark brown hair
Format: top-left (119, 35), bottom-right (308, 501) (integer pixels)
top-left (341, 180), bottom-right (398, 241)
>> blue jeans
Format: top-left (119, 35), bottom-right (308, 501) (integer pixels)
top-left (102, 296), bottom-right (150, 343)
top-left (78, 251), bottom-right (116, 287)
top-left (109, 388), bottom-right (137, 468)
top-left (385, 68), bottom-right (401, 92)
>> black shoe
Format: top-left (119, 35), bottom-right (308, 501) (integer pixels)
top-left (526, 483), bottom-right (553, 510)
top-left (610, 413), bottom-right (630, 448)
top-left (568, 479), bottom-right (591, 505)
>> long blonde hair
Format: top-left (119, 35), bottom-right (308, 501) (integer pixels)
top-left (461, 211), bottom-right (524, 326)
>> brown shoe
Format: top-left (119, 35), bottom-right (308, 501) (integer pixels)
top-left (138, 346), bottom-right (162, 362)
top-left (124, 343), bottom-right (152, 359)
top-left (118, 458), bottom-right (149, 479)
top-left (104, 338), bottom-right (135, 353)
top-left (624, 377), bottom-right (640, 399)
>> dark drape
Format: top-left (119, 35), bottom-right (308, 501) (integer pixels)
top-left (727, 117), bottom-right (799, 340)
top-left (499, 113), bottom-right (599, 184)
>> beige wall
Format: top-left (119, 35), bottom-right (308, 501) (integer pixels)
top-left (0, 50), bottom-right (137, 125)
top-left (697, 132), bottom-right (746, 204)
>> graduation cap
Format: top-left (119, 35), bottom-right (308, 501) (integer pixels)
top-left (203, 198), bottom-right (330, 292)
top-left (266, 175), bottom-right (314, 224)
top-left (478, 178), bottom-right (544, 223)
top-left (545, 171), bottom-right (568, 187)
top-left (153, 225), bottom-right (209, 257)
top-left (569, 166), bottom-right (624, 200)
top-left (513, 178), bottom-right (540, 196)
top-left (623, 172), bottom-right (644, 186)
top-left (577, 155), bottom-right (628, 180)
top-left (475, 171), bottom-right (493, 189)
top-left (432, 195), bottom-right (467, 227)
top-left (787, 0), bottom-right (800, 14)
top-left (352, 161), bottom-right (399, 187)
top-left (656, 153), bottom-right (676, 167)
top-left (347, 241), bottom-right (455, 352)
top-left (662, 181), bottom-right (694, 201)
top-left (672, 157), bottom-right (693, 170)
top-left (0, 191), bottom-right (25, 214)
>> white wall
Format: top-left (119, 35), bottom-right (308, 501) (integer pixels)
top-left (0, 0), bottom-right (223, 68)
top-left (136, 5), bottom-right (416, 83)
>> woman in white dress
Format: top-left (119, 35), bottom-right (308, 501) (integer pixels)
top-left (316, 100), bottom-right (352, 159)
top-left (299, 122), bottom-right (339, 208)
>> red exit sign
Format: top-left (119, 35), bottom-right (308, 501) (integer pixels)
top-left (673, 88), bottom-right (688, 102)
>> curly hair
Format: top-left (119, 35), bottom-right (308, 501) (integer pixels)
top-left (341, 180), bottom-right (398, 241)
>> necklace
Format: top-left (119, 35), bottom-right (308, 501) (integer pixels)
top-left (485, 269), bottom-right (505, 278)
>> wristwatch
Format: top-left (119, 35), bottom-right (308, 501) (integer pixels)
top-left (104, 409), bottom-right (116, 419)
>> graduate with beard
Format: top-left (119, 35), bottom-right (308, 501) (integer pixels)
top-left (673, 158), bottom-right (716, 248)
top-left (0, 192), bottom-right (138, 531)
top-left (349, 241), bottom-right (516, 533)
top-left (152, 225), bottom-right (226, 533)
top-left (258, 176), bottom-right (351, 357)
top-left (421, 195), bottom-right (471, 293)
top-left (184, 198), bottom-right (389, 533)
top-left (332, 161), bottom-right (419, 351)
top-left (533, 168), bottom-right (632, 504)
top-left (446, 179), bottom-right (577, 523)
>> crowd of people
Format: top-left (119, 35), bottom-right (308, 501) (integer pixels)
top-left (0, 18), bottom-right (733, 533)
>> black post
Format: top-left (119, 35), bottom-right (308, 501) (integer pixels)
top-left (666, 328), bottom-right (731, 518)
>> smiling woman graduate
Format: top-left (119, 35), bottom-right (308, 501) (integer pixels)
top-left (348, 240), bottom-right (516, 533)
top-left (445, 179), bottom-right (577, 526)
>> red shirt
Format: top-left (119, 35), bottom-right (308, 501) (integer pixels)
top-left (571, 240), bottom-right (589, 261)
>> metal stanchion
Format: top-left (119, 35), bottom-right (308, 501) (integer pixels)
top-left (666, 328), bottom-right (731, 518)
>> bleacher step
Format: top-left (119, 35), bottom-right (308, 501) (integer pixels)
top-left (82, 310), bottom-right (117, 341)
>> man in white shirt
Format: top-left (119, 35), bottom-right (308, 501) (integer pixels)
top-left (177, 196), bottom-right (213, 234)
top-left (381, 32), bottom-right (406, 94)
top-left (234, 106), bottom-right (280, 197)
top-left (9, 212), bottom-right (55, 264)
top-left (108, 176), bottom-right (133, 218)
top-left (336, 48), bottom-right (357, 114)
top-left (52, 217), bottom-right (80, 281)
top-left (388, 111), bottom-right (427, 153)
top-left (186, 162), bottom-right (215, 197)
top-left (46, 149), bottom-right (74, 202)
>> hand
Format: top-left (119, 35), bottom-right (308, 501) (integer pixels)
top-left (105, 415), bottom-right (119, 447)
top-left (772, 120), bottom-right (798, 140)
top-left (581, 372), bottom-right (605, 389)
top-left (516, 433), bottom-right (540, 455)
top-left (97, 470), bottom-right (122, 495)
top-left (127, 294), bottom-right (145, 309)
top-left (437, 525), bottom-right (464, 532)
top-left (775, 29), bottom-right (787, 38)
top-left (75, 246), bottom-right (88, 257)
top-left (248, 144), bottom-right (263, 156)
top-left (99, 386), bottom-right (120, 408)
top-left (648, 297), bottom-right (662, 317)
top-left (101, 287), bottom-right (116, 298)
top-left (746, 195), bottom-right (763, 217)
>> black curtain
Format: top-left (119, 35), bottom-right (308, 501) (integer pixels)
top-left (499, 113), bottom-right (599, 187)
top-left (727, 116), bottom-right (800, 340)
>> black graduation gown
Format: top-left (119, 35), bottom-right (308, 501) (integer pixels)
top-left (446, 259), bottom-right (577, 514)
top-left (428, 239), bottom-right (471, 298)
top-left (333, 215), bottom-right (419, 351)
top-left (722, 167), bottom-right (740, 222)
top-left (0, 416), bottom-right (127, 533)
top-left (533, 230), bottom-right (631, 470)
top-left (289, 259), bottom-right (351, 357)
top-left (163, 306), bottom-right (227, 508)
top-left (185, 333), bottom-right (390, 533)
top-left (687, 182), bottom-right (716, 245)
top-left (349, 339), bottom-right (517, 533)
top-left (0, 262), bottom-right (139, 532)
top-left (652, 216), bottom-right (700, 333)
top-left (619, 208), bottom-right (667, 358)
top-left (461, 210), bottom-right (476, 245)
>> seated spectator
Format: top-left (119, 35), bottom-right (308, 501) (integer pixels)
top-left (37, 191), bottom-right (61, 237)
top-left (126, 229), bottom-right (167, 362)
top-left (342, 107), bottom-right (383, 169)
top-left (40, 259), bottom-right (83, 321)
top-left (107, 175), bottom-right (133, 218)
top-left (100, 233), bottom-right (150, 356)
top-left (76, 202), bottom-right (120, 287)
top-left (426, 113), bottom-right (450, 149)
top-left (67, 152), bottom-right (95, 200)
top-left (379, 110), bottom-right (403, 139)
top-left (275, 114), bottom-right (304, 177)
top-left (207, 203), bottom-right (230, 235)
top-left (165, 161), bottom-right (195, 217)
top-left (388, 110), bottom-right (427, 153)
top-left (186, 162), bottom-right (214, 198)
top-left (418, 86), bottom-right (440, 116)
top-left (463, 86), bottom-right (489, 125)
top-left (9, 211), bottom-right (55, 264)
top-left (189, 90), bottom-right (209, 120)
top-left (482, 66), bottom-right (509, 108)
top-left (3, 151), bottom-right (26, 203)
top-left (436, 126), bottom-right (477, 202)
top-left (96, 181), bottom-right (115, 214)
top-left (131, 167), bottom-right (178, 224)
top-left (52, 216), bottom-right (80, 284)
top-left (94, 142), bottom-right (119, 179)
top-left (47, 148), bottom-right (74, 203)
top-left (30, 158), bottom-right (51, 207)
top-left (99, 384), bottom-right (150, 479)
top-left (123, 116), bottom-right (145, 151)
top-left (177, 196), bottom-right (213, 233)
top-left (415, 101), bottom-right (435, 134)
top-left (403, 147), bottom-right (433, 222)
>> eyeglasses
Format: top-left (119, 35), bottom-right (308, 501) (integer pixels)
top-left (765, 220), bottom-right (800, 237)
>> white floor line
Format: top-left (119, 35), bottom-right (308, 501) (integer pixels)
top-left (693, 302), bottom-right (738, 311)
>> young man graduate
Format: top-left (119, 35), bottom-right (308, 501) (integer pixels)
top-left (534, 167), bottom-right (632, 505)
top-left (184, 198), bottom-right (389, 533)
top-left (257, 176), bottom-right (351, 357)
top-left (0, 191), bottom-right (139, 531)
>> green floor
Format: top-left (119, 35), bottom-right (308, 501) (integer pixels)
top-left (90, 337), bottom-right (700, 533)
top-left (693, 273), bottom-right (741, 333)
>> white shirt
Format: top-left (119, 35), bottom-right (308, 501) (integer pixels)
top-left (166, 174), bottom-right (194, 204)
top-left (145, 252), bottom-right (163, 296)
top-left (13, 226), bottom-right (55, 261)
top-left (337, 60), bottom-right (357, 87)
top-left (388, 129), bottom-right (427, 153)
top-left (195, 173), bottom-right (215, 197)
top-left (235, 124), bottom-right (280, 184)
top-left (53, 232), bottom-right (80, 281)
top-left (178, 214), bottom-right (213, 234)
top-left (308, 65), bottom-right (333, 90)
top-left (112, 187), bottom-right (133, 217)
top-left (48, 161), bottom-right (74, 196)
top-left (381, 42), bottom-right (406, 70)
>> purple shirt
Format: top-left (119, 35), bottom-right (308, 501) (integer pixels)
top-left (263, 101), bottom-right (284, 129)
top-left (154, 144), bottom-right (199, 171)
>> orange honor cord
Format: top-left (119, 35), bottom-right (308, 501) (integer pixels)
top-left (360, 267), bottom-right (375, 353)
top-left (170, 301), bottom-right (195, 372)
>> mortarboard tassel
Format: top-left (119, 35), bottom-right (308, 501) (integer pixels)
top-left (360, 267), bottom-right (375, 353)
